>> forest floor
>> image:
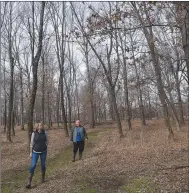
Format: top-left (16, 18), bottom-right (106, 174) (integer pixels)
top-left (1, 119), bottom-right (189, 193)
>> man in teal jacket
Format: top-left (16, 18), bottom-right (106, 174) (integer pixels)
top-left (70, 120), bottom-right (88, 162)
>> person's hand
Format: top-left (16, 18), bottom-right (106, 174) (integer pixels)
top-left (30, 153), bottom-right (32, 158)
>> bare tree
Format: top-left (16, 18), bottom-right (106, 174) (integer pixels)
top-left (71, 2), bottom-right (124, 137)
top-left (6, 2), bottom-right (14, 142)
top-left (131, 2), bottom-right (175, 139)
top-left (26, 1), bottom-right (45, 149)
top-left (49, 2), bottom-right (69, 136)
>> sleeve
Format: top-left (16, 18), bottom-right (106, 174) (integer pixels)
top-left (45, 131), bottom-right (48, 146)
top-left (83, 127), bottom-right (88, 139)
top-left (30, 132), bottom-right (34, 153)
top-left (70, 127), bottom-right (74, 141)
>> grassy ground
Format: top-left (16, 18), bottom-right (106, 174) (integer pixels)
top-left (2, 130), bottom-right (100, 193)
top-left (1, 120), bottom-right (189, 193)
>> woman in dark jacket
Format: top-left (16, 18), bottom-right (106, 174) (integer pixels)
top-left (26, 122), bottom-right (48, 189)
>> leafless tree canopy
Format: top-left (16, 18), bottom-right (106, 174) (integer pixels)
top-left (1, 2), bottom-right (189, 141)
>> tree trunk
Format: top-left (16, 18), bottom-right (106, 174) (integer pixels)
top-left (7, 57), bottom-right (14, 142)
top-left (174, 41), bottom-right (185, 125)
top-left (20, 67), bottom-right (24, 130)
top-left (110, 85), bottom-right (124, 137)
top-left (177, 2), bottom-right (189, 125)
top-left (130, 30), bottom-right (146, 126)
top-left (85, 42), bottom-right (95, 128)
top-left (71, 2), bottom-right (123, 137)
top-left (176, 79), bottom-right (185, 125)
top-left (11, 109), bottom-right (15, 136)
top-left (3, 62), bottom-right (7, 133)
top-left (0, 2), bottom-right (1, 140)
top-left (41, 54), bottom-right (45, 124)
top-left (64, 80), bottom-right (72, 131)
top-left (120, 34), bottom-right (132, 130)
top-left (7, 3), bottom-right (14, 142)
top-left (60, 74), bottom-right (68, 136)
top-left (132, 2), bottom-right (174, 140)
top-left (147, 88), bottom-right (152, 120)
top-left (56, 84), bottom-right (60, 128)
top-left (27, 2), bottom-right (45, 151)
top-left (47, 91), bottom-right (51, 129)
top-left (4, 97), bottom-right (7, 133)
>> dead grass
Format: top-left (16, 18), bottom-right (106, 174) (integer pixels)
top-left (1, 127), bottom-right (69, 172)
top-left (1, 119), bottom-right (189, 193)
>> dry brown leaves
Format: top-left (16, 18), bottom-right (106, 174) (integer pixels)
top-left (1, 128), bottom-right (68, 172)
top-left (2, 120), bottom-right (189, 193)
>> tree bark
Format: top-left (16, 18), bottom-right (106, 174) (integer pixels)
top-left (3, 61), bottom-right (7, 133)
top-left (71, 3), bottom-right (123, 137)
top-left (85, 42), bottom-right (95, 128)
top-left (20, 67), bottom-right (24, 130)
top-left (41, 54), bottom-right (45, 124)
top-left (132, 2), bottom-right (174, 139)
top-left (119, 32), bottom-right (132, 130)
top-left (27, 2), bottom-right (45, 151)
top-left (176, 2), bottom-right (189, 125)
top-left (7, 2), bottom-right (14, 142)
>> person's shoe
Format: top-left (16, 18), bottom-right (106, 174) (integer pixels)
top-left (79, 152), bottom-right (82, 160)
top-left (26, 173), bottom-right (33, 189)
top-left (72, 153), bottom-right (76, 162)
top-left (41, 170), bottom-right (46, 183)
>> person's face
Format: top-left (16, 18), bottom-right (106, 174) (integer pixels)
top-left (75, 120), bottom-right (80, 127)
top-left (38, 123), bottom-right (43, 130)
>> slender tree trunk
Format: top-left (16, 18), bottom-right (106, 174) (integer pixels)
top-left (7, 58), bottom-right (14, 142)
top-left (20, 67), bottom-right (24, 130)
top-left (41, 54), bottom-right (45, 124)
top-left (3, 62), bottom-right (7, 133)
top-left (107, 84), bottom-right (115, 121)
top-left (60, 74), bottom-right (68, 135)
top-left (132, 2), bottom-right (174, 139)
top-left (147, 88), bottom-right (152, 120)
top-left (175, 46), bottom-right (185, 125)
top-left (130, 30), bottom-right (146, 126)
top-left (120, 34), bottom-right (132, 130)
top-left (176, 79), bottom-right (185, 125)
top-left (47, 91), bottom-right (51, 129)
top-left (71, 2), bottom-right (123, 137)
top-left (4, 97), bottom-right (7, 133)
top-left (11, 108), bottom-right (15, 136)
top-left (75, 75), bottom-right (80, 120)
top-left (56, 83), bottom-right (60, 128)
top-left (110, 85), bottom-right (123, 137)
top-left (65, 81), bottom-right (72, 130)
top-left (165, 67), bottom-right (181, 130)
top-left (27, 2), bottom-right (45, 151)
top-left (7, 2), bottom-right (14, 142)
top-left (85, 42), bottom-right (95, 128)
top-left (177, 3), bottom-right (189, 125)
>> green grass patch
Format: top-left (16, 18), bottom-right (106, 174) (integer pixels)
top-left (74, 176), bottom-right (97, 193)
top-left (121, 177), bottom-right (159, 193)
top-left (2, 130), bottom-right (101, 193)
top-left (76, 181), bottom-right (97, 193)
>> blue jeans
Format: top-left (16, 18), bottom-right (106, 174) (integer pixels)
top-left (29, 151), bottom-right (47, 174)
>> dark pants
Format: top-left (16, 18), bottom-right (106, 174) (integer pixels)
top-left (73, 141), bottom-right (85, 154)
top-left (29, 151), bottom-right (47, 174)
